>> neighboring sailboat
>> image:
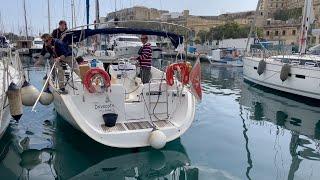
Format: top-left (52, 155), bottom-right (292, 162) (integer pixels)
top-left (0, 49), bottom-right (24, 138)
top-left (45, 22), bottom-right (200, 149)
top-left (243, 0), bottom-right (320, 100)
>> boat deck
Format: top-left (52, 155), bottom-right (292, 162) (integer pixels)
top-left (101, 120), bottom-right (174, 133)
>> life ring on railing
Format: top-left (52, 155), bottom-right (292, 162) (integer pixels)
top-left (83, 68), bottom-right (111, 93)
top-left (166, 62), bottom-right (190, 86)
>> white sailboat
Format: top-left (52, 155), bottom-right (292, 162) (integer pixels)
top-left (243, 0), bottom-right (320, 99)
top-left (44, 22), bottom-right (201, 149)
top-left (0, 49), bottom-right (24, 138)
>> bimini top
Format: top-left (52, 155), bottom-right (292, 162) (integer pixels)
top-left (62, 27), bottom-right (184, 48)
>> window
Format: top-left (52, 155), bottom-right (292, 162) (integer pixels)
top-left (292, 30), bottom-right (296, 35)
top-left (275, 31), bottom-right (279, 36)
top-left (266, 31), bottom-right (270, 36)
top-left (267, 20), bottom-right (271, 25)
top-left (282, 30), bottom-right (286, 36)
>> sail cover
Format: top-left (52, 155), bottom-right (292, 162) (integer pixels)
top-left (62, 27), bottom-right (184, 48)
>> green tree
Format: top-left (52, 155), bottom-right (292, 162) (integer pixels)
top-left (197, 30), bottom-right (208, 44)
top-left (196, 22), bottom-right (263, 44)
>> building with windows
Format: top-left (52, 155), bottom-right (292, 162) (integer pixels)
top-left (258, 0), bottom-right (320, 45)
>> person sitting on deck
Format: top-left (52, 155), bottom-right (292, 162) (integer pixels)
top-left (136, 35), bottom-right (152, 84)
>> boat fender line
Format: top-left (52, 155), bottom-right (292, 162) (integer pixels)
top-left (6, 83), bottom-right (23, 121)
top-left (166, 62), bottom-right (190, 86)
top-left (84, 68), bottom-right (111, 93)
top-left (280, 64), bottom-right (291, 82)
top-left (257, 60), bottom-right (266, 75)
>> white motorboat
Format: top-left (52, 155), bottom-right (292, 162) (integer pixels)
top-left (0, 50), bottom-right (24, 138)
top-left (243, 0), bottom-right (319, 99)
top-left (109, 35), bottom-right (142, 58)
top-left (29, 37), bottom-right (44, 57)
top-left (209, 48), bottom-right (243, 67)
top-left (48, 22), bottom-right (201, 149)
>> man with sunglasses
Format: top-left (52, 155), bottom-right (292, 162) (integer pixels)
top-left (41, 33), bottom-right (79, 94)
top-left (136, 35), bottom-right (152, 84)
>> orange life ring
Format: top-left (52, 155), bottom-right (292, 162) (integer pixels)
top-left (166, 62), bottom-right (190, 86)
top-left (83, 68), bottom-right (111, 93)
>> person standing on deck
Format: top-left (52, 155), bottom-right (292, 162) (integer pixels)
top-left (136, 35), bottom-right (152, 84)
top-left (41, 33), bottom-right (79, 94)
top-left (35, 20), bottom-right (68, 65)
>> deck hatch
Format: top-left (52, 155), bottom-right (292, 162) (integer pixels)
top-left (124, 121), bottom-right (153, 130)
top-left (101, 123), bottom-right (126, 132)
top-left (154, 120), bottom-right (174, 128)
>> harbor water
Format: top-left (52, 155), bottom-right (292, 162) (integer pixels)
top-left (1, 60), bottom-right (320, 180)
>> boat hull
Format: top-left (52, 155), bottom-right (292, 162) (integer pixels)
top-left (0, 102), bottom-right (10, 139)
top-left (243, 56), bottom-right (320, 100)
top-left (52, 83), bottom-right (196, 148)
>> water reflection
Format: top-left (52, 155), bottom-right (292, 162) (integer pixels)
top-left (53, 117), bottom-right (195, 180)
top-left (240, 83), bottom-right (320, 179)
top-left (202, 64), bottom-right (242, 95)
top-left (0, 117), bottom-right (197, 180)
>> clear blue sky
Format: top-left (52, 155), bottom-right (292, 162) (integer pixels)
top-left (0, 0), bottom-right (258, 35)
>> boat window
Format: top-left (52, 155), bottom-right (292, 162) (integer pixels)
top-left (295, 74), bottom-right (306, 79)
top-left (305, 62), bottom-right (316, 67)
top-left (118, 38), bottom-right (140, 42)
top-left (34, 41), bottom-right (43, 45)
top-left (290, 60), bottom-right (300, 65)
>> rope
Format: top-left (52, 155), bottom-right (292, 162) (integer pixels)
top-left (249, 71), bottom-right (278, 88)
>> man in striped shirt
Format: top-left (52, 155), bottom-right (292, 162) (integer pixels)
top-left (137, 35), bottom-right (152, 84)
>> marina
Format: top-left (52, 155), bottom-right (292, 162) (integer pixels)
top-left (1, 64), bottom-right (320, 179)
top-left (1, 0), bottom-right (320, 179)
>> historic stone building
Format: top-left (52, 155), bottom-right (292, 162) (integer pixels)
top-left (106, 6), bottom-right (168, 21)
top-left (104, 6), bottom-right (255, 39)
top-left (258, 0), bottom-right (320, 45)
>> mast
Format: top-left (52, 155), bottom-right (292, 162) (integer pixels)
top-left (86, 0), bottom-right (90, 29)
top-left (47, 0), bottom-right (51, 33)
top-left (71, 0), bottom-right (75, 28)
top-left (23, 0), bottom-right (28, 40)
top-left (95, 0), bottom-right (100, 24)
top-left (245, 0), bottom-right (262, 54)
top-left (299, 0), bottom-right (314, 54)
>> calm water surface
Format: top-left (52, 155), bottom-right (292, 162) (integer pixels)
top-left (1, 61), bottom-right (320, 180)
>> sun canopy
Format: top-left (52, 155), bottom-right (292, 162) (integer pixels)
top-left (62, 27), bottom-right (184, 48)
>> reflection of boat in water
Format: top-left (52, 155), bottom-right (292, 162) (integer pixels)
top-left (202, 65), bottom-right (243, 92)
top-left (69, 150), bottom-right (190, 179)
top-left (52, 117), bottom-right (197, 179)
top-left (240, 83), bottom-right (320, 179)
top-left (240, 83), bottom-right (320, 141)
top-left (0, 132), bottom-right (55, 180)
